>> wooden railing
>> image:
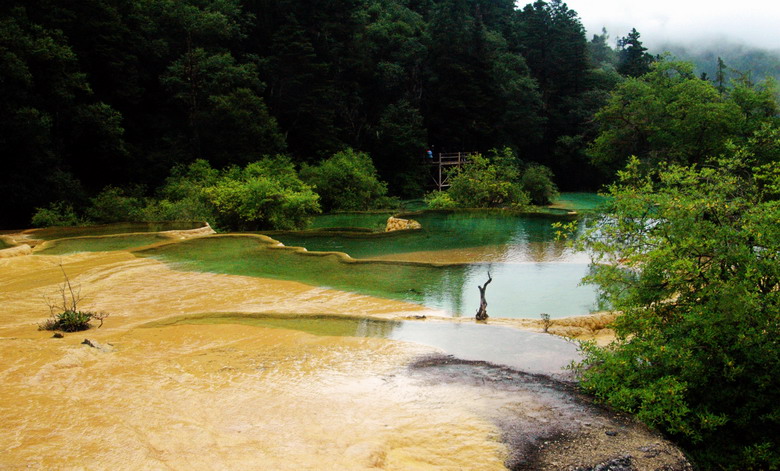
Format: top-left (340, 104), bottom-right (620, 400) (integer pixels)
top-left (429, 152), bottom-right (476, 190)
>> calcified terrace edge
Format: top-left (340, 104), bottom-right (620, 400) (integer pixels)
top-left (2, 222), bottom-right (618, 344)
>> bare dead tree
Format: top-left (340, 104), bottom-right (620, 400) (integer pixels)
top-left (58, 263), bottom-right (80, 312)
top-left (92, 312), bottom-right (109, 328)
top-left (475, 272), bottom-right (492, 321)
top-left (43, 263), bottom-right (81, 316)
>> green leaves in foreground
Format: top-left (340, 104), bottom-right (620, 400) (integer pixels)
top-left (574, 145), bottom-right (780, 469)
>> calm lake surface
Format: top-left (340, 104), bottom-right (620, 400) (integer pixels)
top-left (140, 195), bottom-right (603, 319)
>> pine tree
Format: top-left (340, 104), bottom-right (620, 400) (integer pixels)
top-left (617, 28), bottom-right (653, 77)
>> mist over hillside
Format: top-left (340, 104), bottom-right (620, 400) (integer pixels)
top-left (655, 41), bottom-right (780, 84)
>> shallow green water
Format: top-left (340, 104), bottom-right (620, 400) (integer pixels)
top-left (38, 234), bottom-right (170, 255)
top-left (29, 222), bottom-right (205, 241)
top-left (269, 210), bottom-right (582, 262)
top-left (147, 313), bottom-right (581, 376)
top-left (551, 192), bottom-right (606, 212)
top-left (138, 230), bottom-right (598, 318)
top-left (149, 313), bottom-right (402, 338)
top-left (0, 239), bottom-right (11, 249)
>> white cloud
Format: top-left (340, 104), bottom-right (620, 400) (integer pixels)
top-left (554, 0), bottom-right (780, 50)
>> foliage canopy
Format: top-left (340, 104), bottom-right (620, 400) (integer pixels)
top-left (439, 148), bottom-right (530, 209)
top-left (588, 60), bottom-right (778, 177)
top-left (300, 149), bottom-right (393, 212)
top-left (2, 0), bottom-right (630, 227)
top-left (202, 157), bottom-right (321, 231)
top-left (574, 131), bottom-right (780, 468)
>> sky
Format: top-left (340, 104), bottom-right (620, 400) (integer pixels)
top-left (558, 0), bottom-right (780, 51)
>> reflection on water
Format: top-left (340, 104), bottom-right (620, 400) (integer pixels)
top-left (271, 210), bottom-right (583, 263)
top-left (21, 204), bottom-right (602, 319)
top-left (149, 313), bottom-right (580, 377)
top-left (423, 263), bottom-right (597, 318)
top-left (139, 235), bottom-right (597, 318)
top-left (548, 192), bottom-right (606, 212)
top-left (390, 322), bottom-right (580, 377)
top-left (139, 209), bottom-right (599, 318)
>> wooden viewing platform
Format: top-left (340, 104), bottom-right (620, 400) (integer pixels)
top-left (429, 152), bottom-right (476, 191)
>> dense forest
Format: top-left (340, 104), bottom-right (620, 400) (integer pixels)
top-left (2, 0), bottom-right (659, 228)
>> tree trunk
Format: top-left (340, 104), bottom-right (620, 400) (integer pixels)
top-left (475, 272), bottom-right (492, 321)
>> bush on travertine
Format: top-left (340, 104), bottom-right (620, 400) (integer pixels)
top-left (31, 201), bottom-right (85, 227)
top-left (39, 266), bottom-right (108, 332)
top-left (300, 148), bottom-right (393, 211)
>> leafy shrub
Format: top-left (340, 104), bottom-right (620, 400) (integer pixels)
top-left (139, 158), bottom-right (319, 230)
top-left (205, 156), bottom-right (320, 230)
top-left (520, 164), bottom-right (559, 205)
top-left (86, 186), bottom-right (144, 223)
top-left (31, 201), bottom-right (85, 227)
top-left (141, 159), bottom-right (220, 223)
top-left (39, 309), bottom-right (94, 332)
top-left (424, 191), bottom-right (457, 209)
top-left (39, 265), bottom-right (108, 332)
top-left (446, 148), bottom-right (530, 208)
top-left (159, 159), bottom-right (220, 202)
top-left (300, 148), bottom-right (391, 211)
top-left (138, 195), bottom-right (213, 222)
top-left (573, 152), bottom-right (780, 470)
top-left (540, 313), bottom-right (552, 333)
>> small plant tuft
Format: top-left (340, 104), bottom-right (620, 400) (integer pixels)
top-left (540, 313), bottom-right (552, 333)
top-left (39, 264), bottom-right (108, 333)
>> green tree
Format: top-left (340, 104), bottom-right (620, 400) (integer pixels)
top-left (357, 0), bottom-right (429, 195)
top-left (205, 156), bottom-right (320, 231)
top-left (513, 0), bottom-right (589, 103)
top-left (31, 202), bottom-right (86, 228)
top-left (715, 56), bottom-right (728, 95)
top-left (588, 60), bottom-right (752, 176)
top-left (300, 149), bottom-right (392, 211)
top-left (161, 49), bottom-right (285, 165)
top-left (86, 186), bottom-right (144, 223)
top-left (0, 7), bottom-right (125, 227)
top-left (574, 141), bottom-right (780, 469)
top-left (588, 27), bottom-right (617, 69)
top-left (443, 148), bottom-right (529, 208)
top-left (616, 28), bottom-right (653, 77)
top-left (519, 163), bottom-right (559, 205)
top-left (146, 159), bottom-right (220, 222)
top-left (425, 0), bottom-right (494, 150)
top-left (511, 0), bottom-right (601, 187)
top-left (256, 0), bottom-right (366, 159)
top-left (371, 100), bottom-right (429, 197)
top-left (423, 0), bottom-right (545, 154)
top-left (201, 87), bottom-right (286, 167)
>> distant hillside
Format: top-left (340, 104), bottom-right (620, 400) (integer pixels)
top-left (656, 42), bottom-right (780, 84)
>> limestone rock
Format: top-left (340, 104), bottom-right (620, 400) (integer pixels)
top-left (385, 216), bottom-right (421, 232)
